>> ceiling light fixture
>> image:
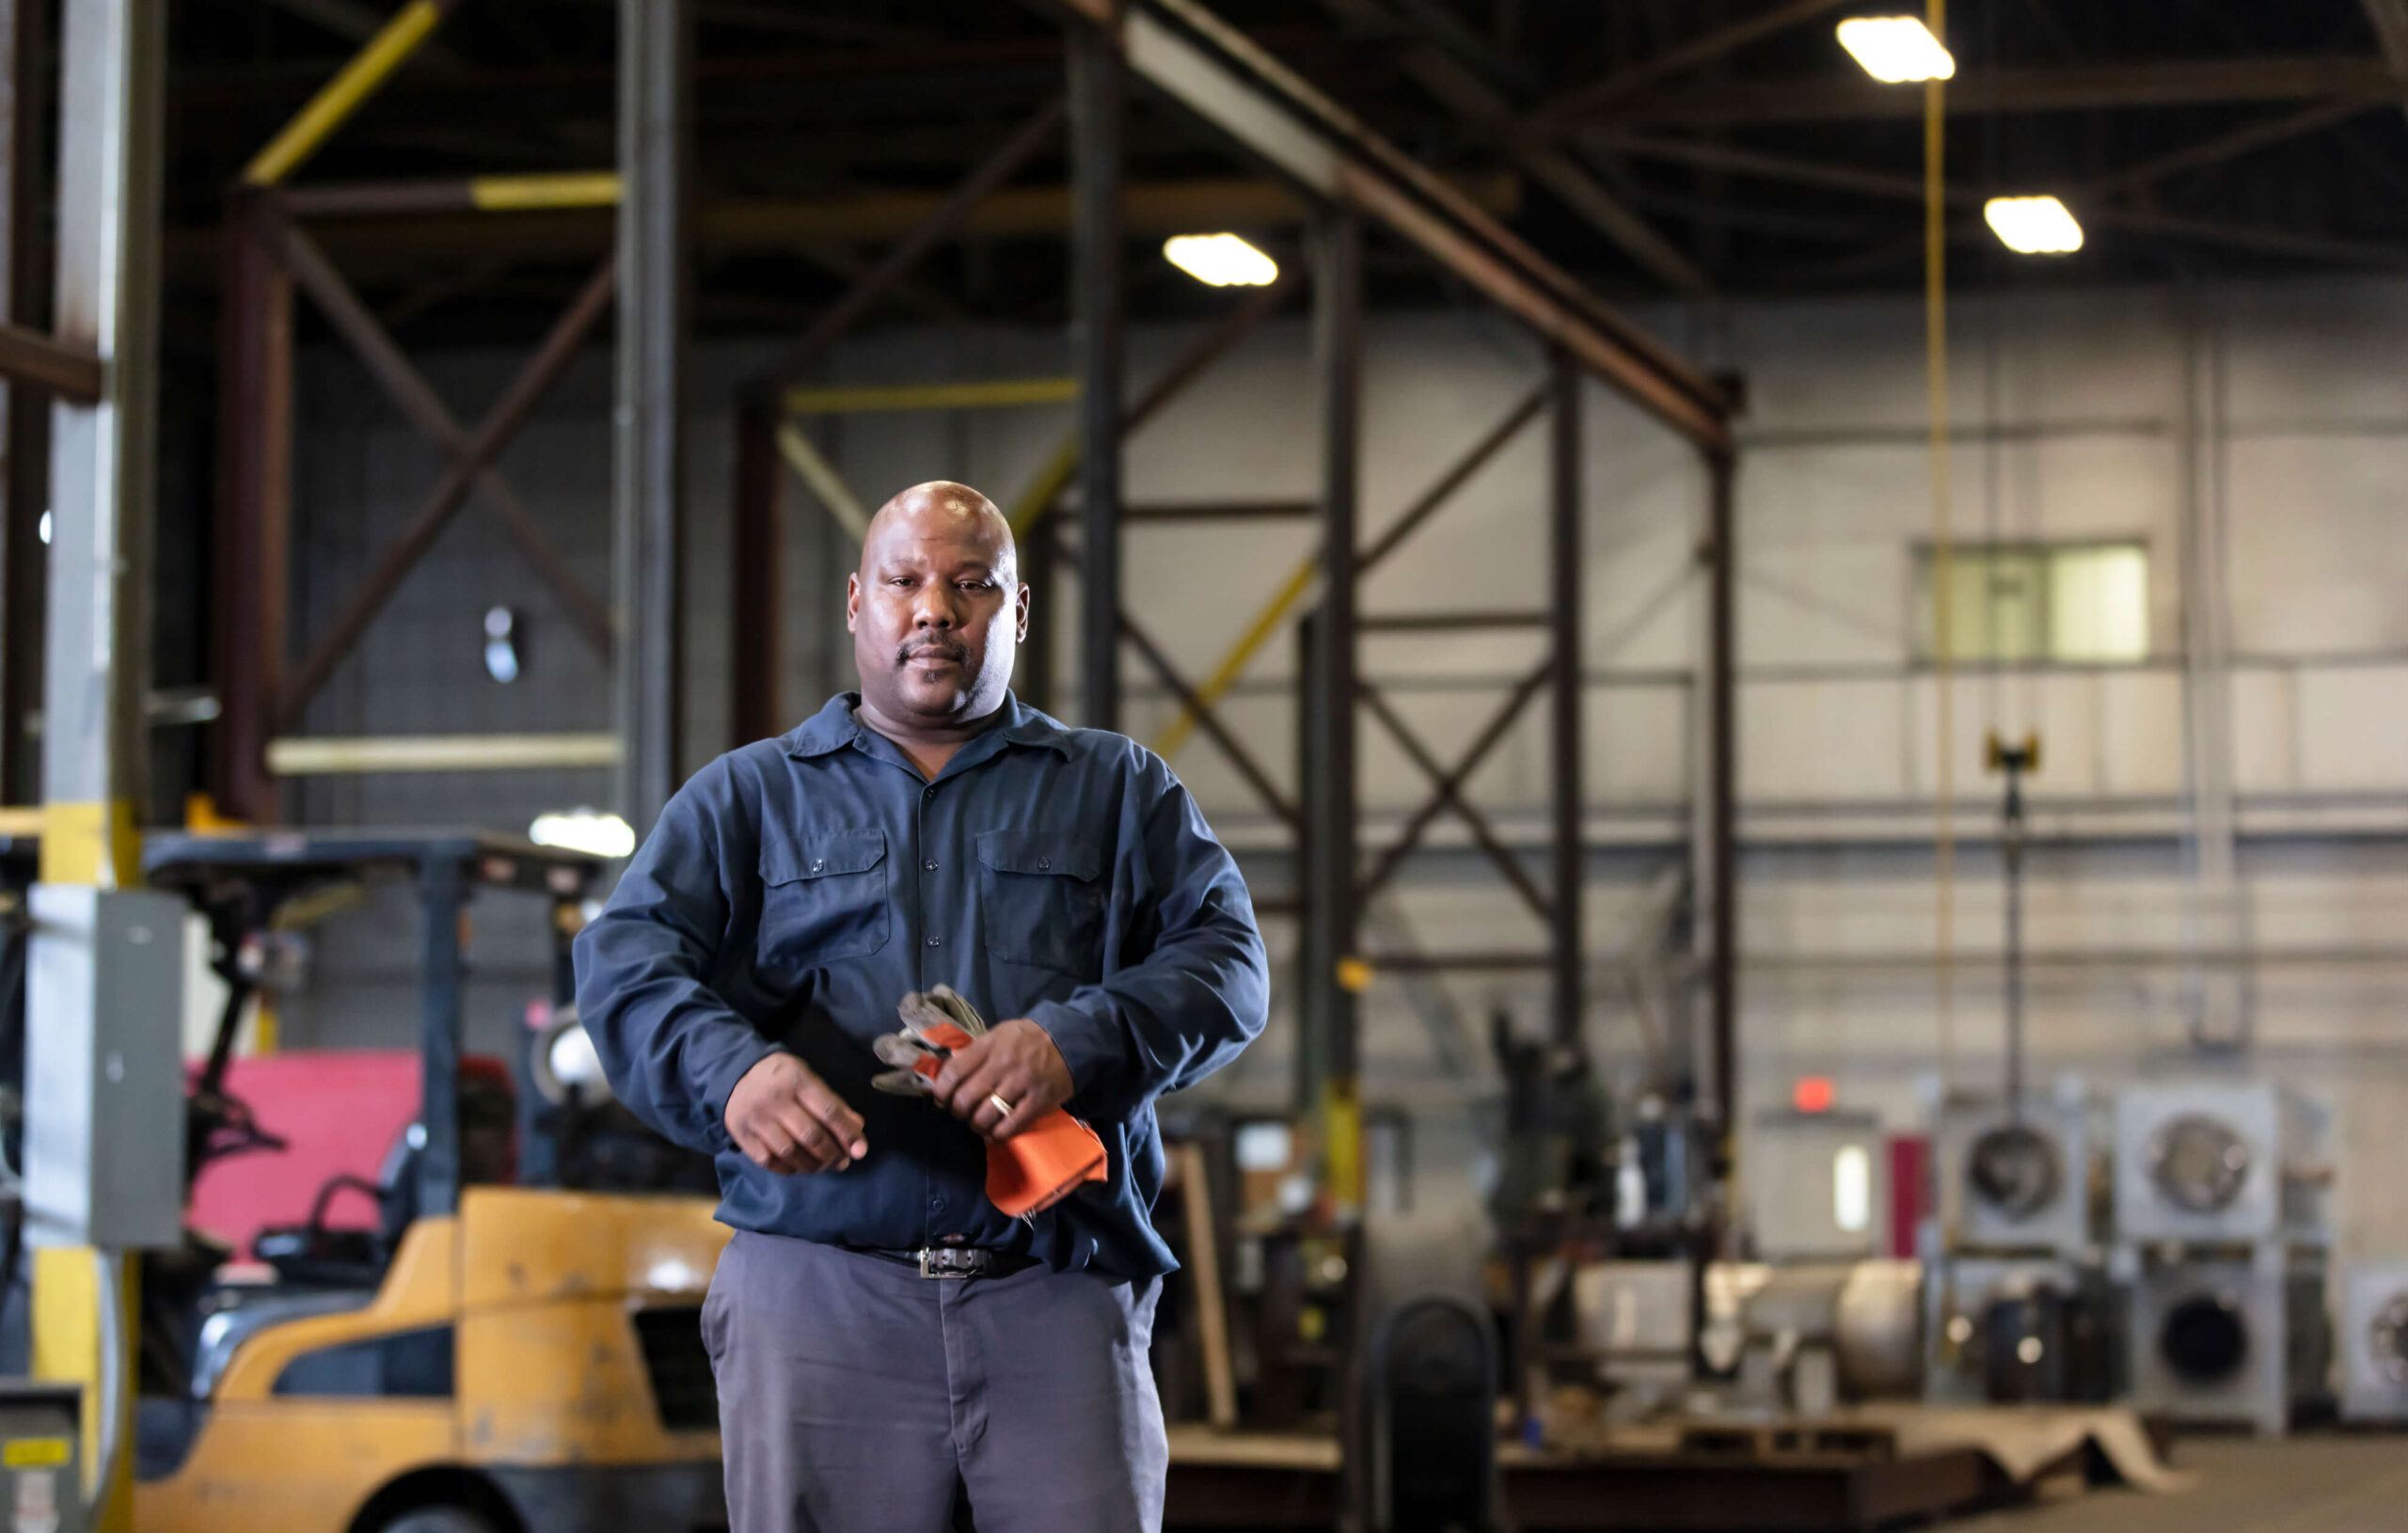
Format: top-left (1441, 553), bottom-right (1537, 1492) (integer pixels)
top-left (1836, 16), bottom-right (1956, 83)
top-left (1164, 232), bottom-right (1278, 288)
top-left (530, 808), bottom-right (637, 860)
top-left (1984, 195), bottom-right (2084, 254)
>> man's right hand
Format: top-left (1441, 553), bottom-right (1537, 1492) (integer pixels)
top-left (724, 1053), bottom-right (869, 1175)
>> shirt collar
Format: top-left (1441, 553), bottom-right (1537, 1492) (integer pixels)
top-left (780, 690), bottom-right (1073, 760)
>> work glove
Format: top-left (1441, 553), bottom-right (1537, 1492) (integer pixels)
top-left (872, 985), bottom-right (1108, 1219)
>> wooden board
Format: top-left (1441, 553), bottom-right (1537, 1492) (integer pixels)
top-left (1173, 1141), bottom-right (1240, 1430)
top-left (1166, 1426), bottom-right (1343, 1471)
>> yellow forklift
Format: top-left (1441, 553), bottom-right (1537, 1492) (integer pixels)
top-left (129, 830), bottom-right (728, 1533)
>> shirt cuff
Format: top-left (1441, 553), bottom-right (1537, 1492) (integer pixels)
top-left (1030, 996), bottom-right (1123, 1101)
top-left (694, 1033), bottom-right (787, 1153)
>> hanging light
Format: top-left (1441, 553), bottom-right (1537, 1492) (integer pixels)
top-left (1836, 16), bottom-right (1956, 83)
top-left (1984, 196), bottom-right (2084, 254)
top-left (530, 808), bottom-right (637, 859)
top-left (1163, 233), bottom-right (1278, 288)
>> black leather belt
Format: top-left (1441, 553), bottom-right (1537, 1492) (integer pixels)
top-left (857, 1245), bottom-right (1041, 1280)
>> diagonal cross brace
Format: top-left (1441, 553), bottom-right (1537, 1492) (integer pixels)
top-left (1354, 656), bottom-right (1555, 907)
top-left (766, 96), bottom-right (1066, 389)
top-left (1120, 612), bottom-right (1300, 833)
top-left (1359, 679), bottom-right (1552, 922)
top-left (1054, 531), bottom-right (1302, 832)
top-left (1155, 371), bottom-right (1543, 762)
top-left (1358, 378), bottom-right (1549, 574)
top-left (277, 253), bottom-right (620, 732)
top-left (280, 222), bottom-right (613, 658)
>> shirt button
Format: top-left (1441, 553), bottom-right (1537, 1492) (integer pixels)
top-left (926, 936), bottom-right (942, 948)
top-left (924, 861), bottom-right (938, 871)
top-left (924, 785), bottom-right (937, 799)
top-left (1037, 856), bottom-right (1051, 870)
top-left (930, 1196), bottom-right (946, 1212)
top-left (810, 859), bottom-right (824, 873)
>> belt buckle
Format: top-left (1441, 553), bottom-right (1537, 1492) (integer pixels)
top-left (915, 1247), bottom-right (974, 1280)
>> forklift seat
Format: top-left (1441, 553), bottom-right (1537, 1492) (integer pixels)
top-left (251, 1062), bottom-right (517, 1288)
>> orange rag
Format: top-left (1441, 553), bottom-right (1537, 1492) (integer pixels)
top-left (908, 1021), bottom-right (1110, 1218)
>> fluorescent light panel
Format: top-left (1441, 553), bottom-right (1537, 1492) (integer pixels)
top-left (1164, 232), bottom-right (1278, 287)
top-left (1836, 16), bottom-right (1956, 83)
top-left (530, 808), bottom-right (637, 860)
top-left (1985, 195), bottom-right (2084, 254)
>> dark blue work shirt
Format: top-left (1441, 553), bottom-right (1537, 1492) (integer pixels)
top-left (574, 691), bottom-right (1270, 1279)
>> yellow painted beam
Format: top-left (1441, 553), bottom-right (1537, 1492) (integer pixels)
top-left (783, 376), bottom-right (1078, 415)
top-left (38, 800), bottom-right (139, 887)
top-left (265, 732), bottom-right (621, 774)
top-left (1150, 555), bottom-right (1319, 761)
top-left (775, 425), bottom-right (873, 543)
top-left (1003, 420), bottom-right (1317, 766)
top-left (33, 1247), bottom-right (135, 1529)
top-left (1320, 1080), bottom-right (1364, 1214)
top-left (996, 419), bottom-right (1322, 764)
top-left (1003, 435), bottom-right (1080, 539)
top-left (242, 0), bottom-right (446, 187)
top-left (467, 171), bottom-right (623, 212)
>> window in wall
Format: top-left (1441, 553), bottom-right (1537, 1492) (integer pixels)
top-left (1915, 540), bottom-right (2148, 662)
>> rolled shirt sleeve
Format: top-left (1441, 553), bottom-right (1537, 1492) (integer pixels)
top-left (1030, 764), bottom-right (1270, 1122)
top-left (574, 760), bottom-right (784, 1156)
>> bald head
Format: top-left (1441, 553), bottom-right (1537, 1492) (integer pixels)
top-left (847, 480), bottom-right (1030, 733)
top-left (860, 481), bottom-right (1017, 586)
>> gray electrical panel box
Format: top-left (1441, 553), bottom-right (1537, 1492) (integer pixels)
top-left (0, 1383), bottom-right (82, 1533)
top-left (23, 884), bottom-right (187, 1251)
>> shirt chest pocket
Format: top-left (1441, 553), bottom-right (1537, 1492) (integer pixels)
top-left (976, 830), bottom-right (1108, 980)
top-left (758, 829), bottom-right (891, 965)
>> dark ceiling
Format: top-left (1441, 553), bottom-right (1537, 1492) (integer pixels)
top-left (148, 0), bottom-right (2408, 349)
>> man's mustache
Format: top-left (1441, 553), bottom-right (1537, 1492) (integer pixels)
top-left (901, 638), bottom-right (967, 664)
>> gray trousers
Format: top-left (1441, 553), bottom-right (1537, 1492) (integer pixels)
top-left (702, 1230), bottom-right (1167, 1533)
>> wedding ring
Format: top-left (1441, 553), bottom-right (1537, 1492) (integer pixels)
top-left (989, 1093), bottom-right (1017, 1120)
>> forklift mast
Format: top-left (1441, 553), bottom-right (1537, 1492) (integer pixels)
top-left (142, 830), bottom-right (603, 1219)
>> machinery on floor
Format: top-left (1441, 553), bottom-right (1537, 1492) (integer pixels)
top-left (2121, 1243), bottom-right (2328, 1439)
top-left (1924, 1253), bottom-right (2116, 1408)
top-left (2108, 1080), bottom-right (2334, 1435)
top-left (2338, 1260), bottom-right (2408, 1424)
top-left (1925, 1079), bottom-right (2116, 1409)
top-left (2111, 1083), bottom-right (2331, 1247)
top-left (1934, 1088), bottom-right (2099, 1259)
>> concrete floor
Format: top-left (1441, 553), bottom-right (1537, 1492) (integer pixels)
top-left (1955, 1434), bottom-right (2408, 1533)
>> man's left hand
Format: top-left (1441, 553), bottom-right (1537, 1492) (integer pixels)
top-left (932, 1019), bottom-right (1073, 1141)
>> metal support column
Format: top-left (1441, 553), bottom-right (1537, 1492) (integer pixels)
top-left (1303, 211), bottom-right (1361, 1208)
top-left (34, 0), bottom-right (163, 1522)
top-left (209, 190), bottom-right (291, 822)
top-left (614, 0), bottom-right (690, 833)
top-left (41, 0), bottom-right (159, 878)
top-left (730, 391), bottom-right (781, 745)
top-left (0, 0), bottom-right (48, 802)
top-left (1069, 22), bottom-right (1124, 731)
top-left (1704, 450), bottom-right (1738, 1160)
top-left (417, 855), bottom-right (465, 1216)
top-left (1547, 350), bottom-right (1583, 1049)
top-left (1293, 606), bottom-right (1323, 1110)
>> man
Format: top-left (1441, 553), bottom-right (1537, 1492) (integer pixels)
top-left (576, 481), bottom-right (1269, 1533)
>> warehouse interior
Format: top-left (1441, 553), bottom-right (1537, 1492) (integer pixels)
top-left (5, 0), bottom-right (2408, 1529)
